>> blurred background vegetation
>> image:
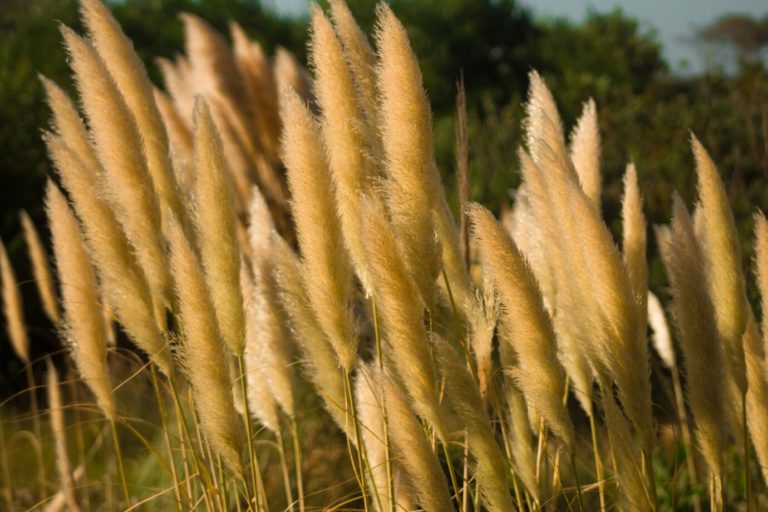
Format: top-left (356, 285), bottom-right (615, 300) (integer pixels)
top-left (0, 0), bottom-right (767, 392)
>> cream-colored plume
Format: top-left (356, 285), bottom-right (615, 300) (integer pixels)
top-left (39, 75), bottom-right (102, 175)
top-left (168, 219), bottom-right (243, 474)
top-left (648, 291), bottom-right (675, 369)
top-left (80, 0), bottom-right (184, 228)
top-left (270, 233), bottom-right (351, 439)
top-left (354, 365), bottom-right (391, 511)
top-left (569, 98), bottom-right (601, 208)
top-left (0, 240), bottom-right (29, 364)
top-left (756, 211), bottom-right (768, 356)
top-left (525, 71), bottom-right (570, 170)
top-left (659, 194), bottom-right (726, 476)
top-left (435, 336), bottom-right (514, 511)
top-left (375, 3), bottom-right (442, 307)
top-left (382, 371), bottom-right (452, 511)
top-left (44, 135), bottom-right (172, 375)
top-left (153, 88), bottom-right (193, 175)
top-left (20, 210), bottom-right (60, 325)
top-left (622, 163), bottom-right (647, 324)
top-left (191, 98), bottom-right (245, 356)
top-left (274, 46), bottom-right (312, 105)
top-left (742, 308), bottom-right (768, 486)
top-left (280, 87), bottom-right (358, 372)
top-left (468, 203), bottom-right (574, 448)
top-left (310, 6), bottom-right (375, 293)
top-left (505, 384), bottom-right (539, 501)
top-left (692, 134), bottom-right (747, 393)
top-left (61, 27), bottom-right (171, 306)
top-left (360, 197), bottom-right (445, 439)
top-left (46, 183), bottom-right (114, 420)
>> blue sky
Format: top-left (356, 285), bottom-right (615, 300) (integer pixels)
top-left (263, 0), bottom-right (767, 73)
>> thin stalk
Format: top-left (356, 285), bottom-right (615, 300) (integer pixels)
top-left (642, 448), bottom-right (659, 511)
top-left (343, 369), bottom-right (372, 511)
top-left (511, 471), bottom-right (525, 512)
top-left (290, 416), bottom-right (305, 512)
top-left (25, 364), bottom-right (46, 494)
top-left (370, 299), bottom-right (393, 512)
top-left (588, 413), bottom-right (606, 512)
top-left (109, 418), bottom-right (130, 506)
top-left (67, 371), bottom-right (90, 510)
top-left (0, 409), bottom-right (13, 511)
top-left (442, 440), bottom-right (462, 506)
top-left (236, 353), bottom-right (267, 510)
top-left (276, 423), bottom-right (296, 511)
top-left (535, 419), bottom-right (548, 490)
top-left (149, 364), bottom-right (185, 511)
top-left (569, 450), bottom-right (585, 512)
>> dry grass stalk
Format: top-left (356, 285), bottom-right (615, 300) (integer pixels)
top-left (44, 135), bottom-right (172, 375)
top-left (658, 194), bottom-right (726, 477)
top-left (280, 87), bottom-right (358, 372)
top-left (569, 98), bottom-right (601, 208)
top-left (20, 210), bottom-right (60, 325)
top-left (0, 240), bottom-right (29, 364)
top-left (46, 360), bottom-right (80, 512)
top-left (46, 183), bottom-right (114, 420)
top-left (61, 26), bottom-right (171, 306)
top-left (375, 3), bottom-right (442, 307)
top-left (382, 370), bottom-right (452, 511)
top-left (191, 98), bottom-right (245, 356)
top-left (468, 203), bottom-right (574, 448)
top-left (168, 219), bottom-right (243, 474)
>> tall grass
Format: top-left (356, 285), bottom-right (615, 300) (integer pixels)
top-left (2, 1), bottom-right (768, 511)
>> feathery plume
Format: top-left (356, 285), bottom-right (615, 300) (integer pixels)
top-left (382, 371), bottom-right (452, 512)
top-left (647, 291), bottom-right (675, 369)
top-left (39, 75), bottom-right (102, 175)
top-left (361, 197), bottom-right (445, 439)
top-left (45, 135), bottom-right (172, 374)
top-left (375, 3), bottom-right (442, 306)
top-left (525, 71), bottom-right (570, 171)
top-left (270, 233), bottom-right (351, 438)
top-left (622, 163), bottom-right (648, 331)
top-left (329, 0), bottom-right (380, 144)
top-left (469, 203), bottom-right (574, 448)
top-left (191, 98), bottom-right (245, 356)
top-left (568, 183), bottom-right (653, 445)
top-left (354, 365), bottom-right (391, 511)
top-left (61, 27), bottom-right (171, 306)
top-left (156, 55), bottom-right (195, 129)
top-left (80, 0), bottom-right (184, 227)
top-left (274, 46), bottom-right (312, 104)
top-left (0, 240), bottom-right (29, 364)
top-left (169, 219), bottom-right (243, 474)
top-left (46, 183), bottom-right (114, 420)
top-left (280, 87), bottom-right (358, 372)
top-left (505, 384), bottom-right (539, 501)
top-left (692, 134), bottom-right (747, 393)
top-left (435, 336), bottom-right (514, 511)
top-left (247, 191), bottom-right (295, 418)
top-left (569, 98), bottom-right (601, 208)
top-left (658, 194), bottom-right (726, 476)
top-left (46, 360), bottom-right (79, 512)
top-left (20, 210), bottom-right (60, 325)
top-left (756, 210), bottom-right (768, 356)
top-left (153, 88), bottom-right (193, 173)
top-left (310, 6), bottom-right (374, 292)
top-left (742, 308), bottom-right (768, 486)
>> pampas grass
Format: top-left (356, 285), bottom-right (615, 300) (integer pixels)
top-left (5, 2), bottom-right (768, 510)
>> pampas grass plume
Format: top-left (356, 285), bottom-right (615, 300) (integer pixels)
top-left (192, 98), bottom-right (245, 356)
top-left (375, 3), bottom-right (441, 307)
top-left (44, 135), bottom-right (172, 375)
top-left (46, 183), bottom-right (114, 420)
top-left (648, 291), bottom-right (675, 369)
top-left (280, 86), bottom-right (358, 372)
top-left (622, 163), bottom-right (647, 320)
top-left (382, 370), bottom-right (452, 511)
top-left (468, 203), bottom-right (574, 448)
top-left (20, 210), bottom-right (60, 325)
top-left (569, 98), bottom-right (601, 208)
top-left (168, 218), bottom-right (243, 474)
top-left (692, 134), bottom-right (747, 392)
top-left (0, 240), bottom-right (29, 364)
top-left (61, 26), bottom-right (171, 306)
top-left (659, 194), bottom-right (726, 476)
